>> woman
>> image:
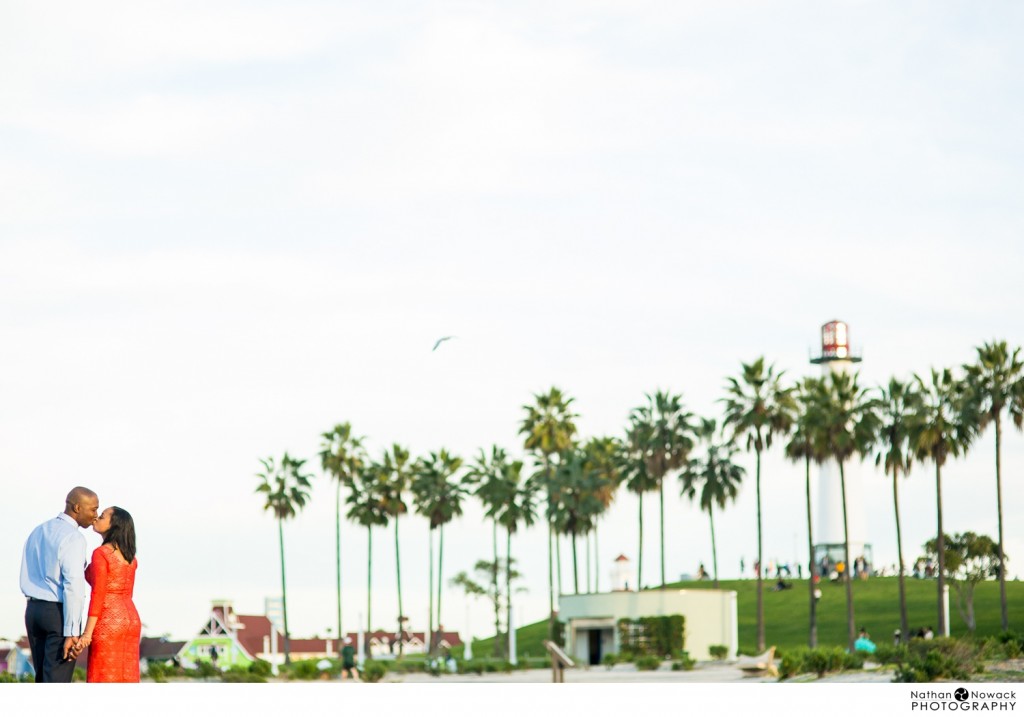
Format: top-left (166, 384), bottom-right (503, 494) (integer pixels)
top-left (80, 507), bottom-right (142, 682)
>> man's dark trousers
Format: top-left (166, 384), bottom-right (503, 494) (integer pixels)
top-left (25, 599), bottom-right (76, 683)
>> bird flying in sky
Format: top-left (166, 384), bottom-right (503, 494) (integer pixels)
top-left (432, 336), bottom-right (457, 351)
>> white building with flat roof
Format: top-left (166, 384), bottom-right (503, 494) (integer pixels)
top-left (558, 588), bottom-right (738, 665)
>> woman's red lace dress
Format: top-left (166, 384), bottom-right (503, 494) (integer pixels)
top-left (85, 544), bottom-right (141, 682)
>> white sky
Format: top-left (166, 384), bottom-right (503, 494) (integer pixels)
top-left (3, 1), bottom-right (1023, 644)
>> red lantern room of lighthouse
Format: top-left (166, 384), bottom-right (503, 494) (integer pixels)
top-left (810, 320), bottom-right (862, 364)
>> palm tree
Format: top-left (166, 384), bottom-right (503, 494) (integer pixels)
top-left (811, 371), bottom-right (880, 650)
top-left (873, 378), bottom-right (921, 644)
top-left (411, 449), bottom-right (466, 654)
top-left (621, 421), bottom-right (659, 591)
top-left (255, 453), bottom-right (313, 665)
top-left (496, 458), bottom-right (539, 658)
top-left (582, 436), bottom-right (623, 592)
top-left (784, 377), bottom-right (826, 647)
top-left (680, 418), bottom-right (745, 589)
top-left (378, 444), bottom-right (413, 656)
top-left (909, 368), bottom-right (977, 637)
top-left (466, 445), bottom-right (513, 658)
top-left (721, 357), bottom-right (795, 652)
top-left (626, 391), bottom-right (694, 588)
top-left (551, 446), bottom-right (614, 594)
top-left (519, 387), bottom-right (578, 640)
top-left (964, 341), bottom-right (1024, 631)
top-left (346, 462), bottom-right (389, 660)
top-left (318, 423), bottom-right (366, 653)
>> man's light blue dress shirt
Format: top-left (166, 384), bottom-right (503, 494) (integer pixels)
top-left (20, 513), bottom-right (88, 636)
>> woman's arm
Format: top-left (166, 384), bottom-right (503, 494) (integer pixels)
top-left (84, 548), bottom-right (109, 646)
top-left (79, 616), bottom-right (99, 648)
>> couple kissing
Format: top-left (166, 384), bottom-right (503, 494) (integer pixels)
top-left (20, 486), bottom-right (142, 683)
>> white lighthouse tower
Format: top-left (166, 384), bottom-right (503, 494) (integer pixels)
top-left (810, 320), bottom-right (872, 575)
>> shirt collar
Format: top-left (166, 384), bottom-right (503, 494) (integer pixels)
top-left (57, 513), bottom-right (79, 528)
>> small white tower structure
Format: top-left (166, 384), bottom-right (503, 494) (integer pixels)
top-left (810, 320), bottom-right (872, 573)
top-left (610, 554), bottom-right (632, 591)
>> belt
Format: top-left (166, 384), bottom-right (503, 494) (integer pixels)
top-left (27, 597), bottom-right (59, 603)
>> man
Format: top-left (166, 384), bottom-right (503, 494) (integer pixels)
top-left (20, 487), bottom-right (99, 682)
top-left (340, 636), bottom-right (359, 681)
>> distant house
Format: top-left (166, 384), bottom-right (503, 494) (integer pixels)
top-left (0, 638), bottom-right (34, 680)
top-left (178, 600), bottom-right (462, 669)
top-left (140, 637), bottom-right (186, 672)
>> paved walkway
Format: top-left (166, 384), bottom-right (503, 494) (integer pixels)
top-left (382, 662), bottom-right (897, 683)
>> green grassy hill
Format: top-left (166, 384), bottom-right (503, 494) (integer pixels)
top-left (464, 577), bottom-right (1024, 659)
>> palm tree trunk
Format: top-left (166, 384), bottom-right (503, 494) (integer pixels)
top-left (594, 522), bottom-right (600, 592)
top-left (546, 458), bottom-right (555, 643)
top-left (428, 528), bottom-right (434, 656)
top-left (995, 416), bottom-right (1009, 631)
top-left (506, 527), bottom-right (513, 660)
top-left (893, 463), bottom-right (909, 644)
top-left (278, 517), bottom-right (292, 665)
top-left (395, 516), bottom-right (404, 657)
top-left (437, 523), bottom-right (445, 653)
top-left (638, 492), bottom-right (644, 591)
top-left (586, 533), bottom-right (591, 593)
top-left (335, 481), bottom-right (342, 656)
top-left (556, 532), bottom-right (563, 597)
top-left (572, 531), bottom-right (579, 594)
top-left (493, 520), bottom-right (502, 658)
top-left (709, 503), bottom-right (719, 589)
top-left (659, 480), bottom-right (666, 588)
top-left (838, 460), bottom-right (856, 651)
top-left (804, 455), bottom-right (818, 648)
top-left (755, 447), bottom-right (764, 653)
top-left (366, 526), bottom-right (373, 660)
top-left (936, 461), bottom-right (947, 636)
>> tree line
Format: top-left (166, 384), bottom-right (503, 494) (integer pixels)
top-left (254, 340), bottom-right (1023, 661)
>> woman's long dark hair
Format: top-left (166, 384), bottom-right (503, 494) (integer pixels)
top-left (104, 507), bottom-right (136, 564)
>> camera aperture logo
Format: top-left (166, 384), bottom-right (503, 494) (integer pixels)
top-left (911, 688), bottom-right (1016, 711)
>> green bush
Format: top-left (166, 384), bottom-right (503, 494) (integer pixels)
top-left (222, 666), bottom-right (266, 683)
top-left (671, 652), bottom-right (695, 671)
top-left (147, 661), bottom-right (167, 683)
top-left (191, 660), bottom-right (220, 679)
top-left (601, 653), bottom-right (621, 669)
top-left (894, 638), bottom-right (983, 683)
top-left (0, 672), bottom-right (18, 683)
top-left (72, 667), bottom-right (86, 682)
top-left (248, 659), bottom-right (273, 677)
top-left (634, 655), bottom-right (662, 671)
top-left (708, 645), bottom-right (729, 660)
top-left (778, 649), bottom-right (807, 679)
top-left (872, 644), bottom-right (910, 666)
top-left (618, 615), bottom-right (685, 658)
top-left (362, 661), bottom-right (387, 683)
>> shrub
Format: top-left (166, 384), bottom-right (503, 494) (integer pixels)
top-left (873, 645), bottom-right (909, 666)
top-left (248, 659), bottom-right (273, 677)
top-left (192, 660), bottom-right (220, 679)
top-left (778, 649), bottom-right (807, 679)
top-left (618, 615), bottom-right (685, 658)
top-left (222, 666), bottom-right (266, 683)
top-left (0, 672), bottom-right (18, 683)
top-left (708, 645), bottom-right (729, 660)
top-left (671, 652), bottom-right (695, 671)
top-left (72, 667), bottom-right (86, 683)
top-left (634, 655), bottom-right (662, 671)
top-left (147, 661), bottom-right (167, 683)
top-left (601, 653), bottom-right (620, 670)
top-left (894, 638), bottom-right (983, 683)
top-left (362, 661), bottom-right (387, 683)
